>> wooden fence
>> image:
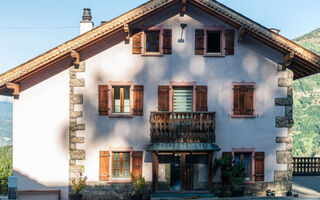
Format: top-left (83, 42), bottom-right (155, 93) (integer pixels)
top-left (293, 157), bottom-right (320, 176)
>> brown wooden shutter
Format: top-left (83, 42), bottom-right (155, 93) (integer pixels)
top-left (132, 28), bottom-right (142, 54)
top-left (244, 85), bottom-right (254, 115)
top-left (233, 85), bottom-right (241, 115)
top-left (195, 29), bottom-right (204, 55)
top-left (99, 151), bottom-right (110, 181)
top-left (98, 85), bottom-right (108, 115)
top-left (196, 86), bottom-right (208, 111)
top-left (163, 29), bottom-right (172, 54)
top-left (225, 29), bottom-right (235, 55)
top-left (255, 152), bottom-right (265, 181)
top-left (158, 85), bottom-right (170, 111)
top-left (132, 151), bottom-right (143, 178)
top-left (133, 85), bottom-right (144, 116)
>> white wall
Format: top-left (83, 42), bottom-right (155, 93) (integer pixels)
top-left (11, 4), bottom-right (289, 199)
top-left (13, 61), bottom-right (70, 200)
top-left (79, 4), bottom-right (287, 183)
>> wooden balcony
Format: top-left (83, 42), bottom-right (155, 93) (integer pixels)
top-left (150, 112), bottom-right (216, 143)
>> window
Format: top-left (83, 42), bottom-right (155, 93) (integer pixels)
top-left (99, 148), bottom-right (143, 182)
top-left (173, 87), bottom-right (193, 112)
top-left (204, 27), bottom-right (225, 56)
top-left (195, 27), bottom-right (235, 56)
top-left (145, 30), bottom-right (160, 53)
top-left (234, 152), bottom-right (252, 181)
top-left (113, 86), bottom-right (130, 113)
top-left (232, 82), bottom-right (256, 118)
top-left (132, 27), bottom-right (172, 55)
top-left (206, 31), bottom-right (221, 53)
top-left (168, 81), bottom-right (196, 112)
top-left (112, 152), bottom-right (130, 178)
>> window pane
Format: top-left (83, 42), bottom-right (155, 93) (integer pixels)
top-left (244, 153), bottom-right (251, 178)
top-left (186, 155), bottom-right (208, 190)
top-left (123, 87), bottom-right (130, 113)
top-left (235, 152), bottom-right (252, 180)
top-left (113, 87), bottom-right (121, 113)
top-left (173, 87), bottom-right (192, 112)
top-left (146, 31), bottom-right (160, 52)
top-left (207, 31), bottom-right (221, 53)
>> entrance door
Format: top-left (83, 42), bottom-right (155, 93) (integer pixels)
top-left (171, 154), bottom-right (181, 191)
top-left (157, 153), bottom-right (209, 191)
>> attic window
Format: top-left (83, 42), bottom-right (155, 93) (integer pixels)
top-left (204, 27), bottom-right (226, 56)
top-left (145, 30), bottom-right (160, 53)
top-left (207, 31), bottom-right (221, 53)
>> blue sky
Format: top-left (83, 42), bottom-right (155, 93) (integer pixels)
top-left (0, 0), bottom-right (319, 74)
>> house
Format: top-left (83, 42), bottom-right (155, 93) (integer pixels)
top-left (1, 0), bottom-right (320, 199)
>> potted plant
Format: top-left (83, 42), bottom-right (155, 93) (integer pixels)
top-left (213, 154), bottom-right (245, 197)
top-left (130, 173), bottom-right (146, 200)
top-left (69, 166), bottom-right (87, 200)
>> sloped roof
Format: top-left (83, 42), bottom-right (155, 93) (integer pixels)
top-left (0, 0), bottom-right (319, 93)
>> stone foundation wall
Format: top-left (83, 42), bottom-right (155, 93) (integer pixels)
top-left (82, 182), bottom-right (152, 200)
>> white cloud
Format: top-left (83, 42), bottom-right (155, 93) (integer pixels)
top-left (0, 95), bottom-right (12, 102)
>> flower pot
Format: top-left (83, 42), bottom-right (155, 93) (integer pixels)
top-left (231, 185), bottom-right (243, 197)
top-left (69, 193), bottom-right (83, 200)
top-left (131, 193), bottom-right (143, 200)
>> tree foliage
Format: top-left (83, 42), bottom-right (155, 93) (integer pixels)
top-left (0, 146), bottom-right (12, 195)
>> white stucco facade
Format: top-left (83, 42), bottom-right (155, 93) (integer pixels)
top-left (11, 3), bottom-right (291, 200)
top-left (13, 61), bottom-right (70, 200)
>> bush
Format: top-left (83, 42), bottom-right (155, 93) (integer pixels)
top-left (0, 146), bottom-right (12, 195)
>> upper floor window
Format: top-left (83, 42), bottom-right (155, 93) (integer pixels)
top-left (113, 86), bottom-right (130, 114)
top-left (206, 31), bottom-right (222, 54)
top-left (232, 82), bottom-right (256, 118)
top-left (195, 27), bottom-right (234, 56)
top-left (157, 81), bottom-right (207, 112)
top-left (145, 30), bottom-right (161, 53)
top-left (132, 26), bottom-right (172, 55)
top-left (173, 87), bottom-right (193, 112)
top-left (98, 82), bottom-right (144, 117)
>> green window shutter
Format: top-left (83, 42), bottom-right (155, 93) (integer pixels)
top-left (173, 87), bottom-right (192, 112)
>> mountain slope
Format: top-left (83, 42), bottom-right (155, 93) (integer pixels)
top-left (292, 28), bottom-right (320, 157)
top-left (293, 28), bottom-right (320, 55)
top-left (0, 101), bottom-right (12, 146)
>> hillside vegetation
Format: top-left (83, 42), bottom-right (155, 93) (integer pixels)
top-left (292, 27), bottom-right (320, 157)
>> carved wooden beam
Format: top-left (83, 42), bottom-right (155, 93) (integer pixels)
top-left (70, 50), bottom-right (80, 66)
top-left (6, 82), bottom-right (19, 96)
top-left (238, 26), bottom-right (245, 42)
top-left (181, 0), bottom-right (187, 13)
top-left (284, 52), bottom-right (294, 67)
top-left (124, 24), bottom-right (130, 41)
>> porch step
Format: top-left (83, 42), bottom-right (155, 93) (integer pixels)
top-left (151, 192), bottom-right (217, 200)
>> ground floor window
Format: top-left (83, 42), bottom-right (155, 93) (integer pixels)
top-left (157, 153), bottom-right (209, 191)
top-left (234, 152), bottom-right (252, 181)
top-left (112, 152), bottom-right (130, 178)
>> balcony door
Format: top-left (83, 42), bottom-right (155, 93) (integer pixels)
top-left (173, 87), bottom-right (193, 112)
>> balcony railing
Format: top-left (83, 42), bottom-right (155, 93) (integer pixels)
top-left (150, 112), bottom-right (216, 143)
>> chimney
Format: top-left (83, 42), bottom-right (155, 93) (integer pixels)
top-left (80, 8), bottom-right (94, 35)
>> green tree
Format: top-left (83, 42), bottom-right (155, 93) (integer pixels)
top-left (0, 146), bottom-right (12, 195)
